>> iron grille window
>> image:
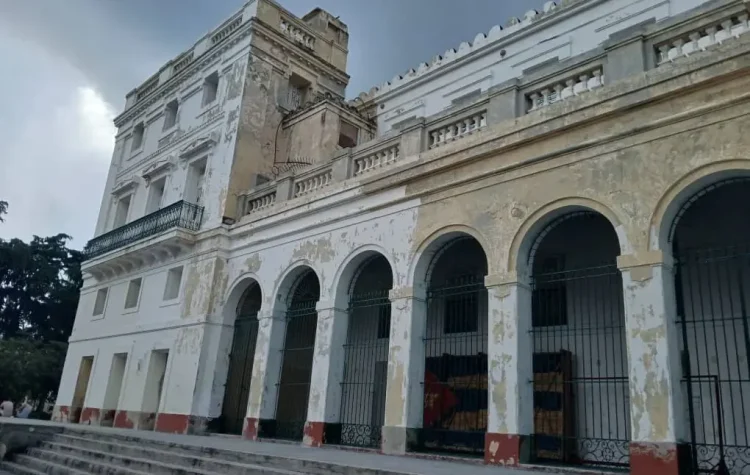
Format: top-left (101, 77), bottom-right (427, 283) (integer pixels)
top-left (444, 291), bottom-right (478, 334)
top-left (377, 305), bottom-right (391, 339)
top-left (532, 256), bottom-right (568, 327)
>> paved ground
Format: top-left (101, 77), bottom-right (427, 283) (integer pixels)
top-left (4, 419), bottom-right (616, 475)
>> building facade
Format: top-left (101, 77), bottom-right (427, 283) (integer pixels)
top-left (54, 0), bottom-right (750, 474)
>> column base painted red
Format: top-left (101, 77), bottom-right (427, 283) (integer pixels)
top-left (630, 442), bottom-right (681, 475)
top-left (154, 413), bottom-right (190, 434)
top-left (484, 433), bottom-right (526, 466)
top-left (303, 421), bottom-right (325, 447)
top-left (79, 407), bottom-right (100, 425)
top-left (243, 417), bottom-right (259, 440)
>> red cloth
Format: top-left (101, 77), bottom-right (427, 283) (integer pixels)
top-left (423, 371), bottom-right (458, 427)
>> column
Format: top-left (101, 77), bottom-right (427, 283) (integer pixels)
top-left (243, 308), bottom-right (286, 440)
top-left (485, 273), bottom-right (534, 466)
top-left (303, 302), bottom-right (348, 447)
top-left (617, 251), bottom-right (687, 475)
top-left (381, 286), bottom-right (427, 455)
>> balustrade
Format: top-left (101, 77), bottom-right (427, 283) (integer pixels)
top-left (527, 66), bottom-right (604, 112)
top-left (353, 144), bottom-right (400, 176)
top-left (294, 170), bottom-right (332, 197)
top-left (245, 191), bottom-right (276, 214)
top-left (428, 111), bottom-right (487, 149)
top-left (656, 14), bottom-right (750, 65)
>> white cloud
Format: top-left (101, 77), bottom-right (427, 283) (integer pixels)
top-left (74, 87), bottom-right (117, 156)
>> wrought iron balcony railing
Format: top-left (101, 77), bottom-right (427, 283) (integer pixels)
top-left (83, 200), bottom-right (204, 260)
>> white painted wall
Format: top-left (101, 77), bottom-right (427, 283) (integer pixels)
top-left (372, 0), bottom-right (707, 134)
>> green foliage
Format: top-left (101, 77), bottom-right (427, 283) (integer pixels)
top-left (0, 200), bottom-right (82, 405)
top-left (0, 339), bottom-right (67, 405)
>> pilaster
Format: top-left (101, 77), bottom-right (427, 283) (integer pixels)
top-left (484, 273), bottom-right (533, 466)
top-left (243, 308), bottom-right (287, 440)
top-left (303, 302), bottom-right (348, 447)
top-left (381, 285), bottom-right (427, 455)
top-left (617, 251), bottom-right (688, 475)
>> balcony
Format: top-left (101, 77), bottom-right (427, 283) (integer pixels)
top-left (84, 201), bottom-right (204, 261)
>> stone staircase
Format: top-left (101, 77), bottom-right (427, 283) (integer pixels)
top-left (0, 430), bottom-right (315, 475)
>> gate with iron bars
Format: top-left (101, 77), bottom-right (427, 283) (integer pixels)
top-left (675, 245), bottom-right (750, 475)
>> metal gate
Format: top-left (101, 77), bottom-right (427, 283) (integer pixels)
top-left (338, 288), bottom-right (391, 448)
top-left (275, 270), bottom-right (319, 440)
top-left (222, 315), bottom-right (259, 434)
top-left (675, 245), bottom-right (750, 474)
top-left (221, 285), bottom-right (260, 434)
top-left (530, 263), bottom-right (630, 468)
top-left (423, 273), bottom-right (488, 455)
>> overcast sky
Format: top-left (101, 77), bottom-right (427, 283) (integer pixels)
top-left (0, 0), bottom-right (525, 249)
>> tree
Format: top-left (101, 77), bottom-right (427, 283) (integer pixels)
top-left (0, 201), bottom-right (82, 406)
top-left (0, 200), bottom-right (6, 222)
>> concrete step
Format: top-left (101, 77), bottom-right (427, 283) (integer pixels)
top-left (40, 439), bottom-right (304, 475)
top-left (23, 447), bottom-right (151, 475)
top-left (56, 429), bottom-right (366, 475)
top-left (11, 453), bottom-right (123, 475)
top-left (0, 461), bottom-right (47, 475)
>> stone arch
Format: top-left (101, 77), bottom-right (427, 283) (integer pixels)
top-left (508, 197), bottom-right (628, 279)
top-left (332, 245), bottom-right (397, 309)
top-left (223, 273), bottom-right (263, 325)
top-left (648, 159), bottom-right (750, 252)
top-left (408, 224), bottom-right (492, 291)
top-left (272, 260), bottom-right (322, 312)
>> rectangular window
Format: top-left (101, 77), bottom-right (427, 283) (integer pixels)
top-left (163, 100), bottom-right (178, 130)
top-left (145, 177), bottom-right (166, 215)
top-left (338, 120), bottom-right (359, 149)
top-left (202, 72), bottom-right (219, 106)
top-left (532, 256), bottom-right (568, 327)
top-left (444, 291), bottom-right (479, 334)
top-left (93, 288), bottom-right (108, 316)
top-left (113, 195), bottom-right (132, 229)
top-left (124, 278), bottom-right (142, 310)
top-left (131, 123), bottom-right (145, 151)
top-left (286, 73), bottom-right (310, 110)
top-left (163, 267), bottom-right (183, 301)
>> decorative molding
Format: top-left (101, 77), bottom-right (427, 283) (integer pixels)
top-left (179, 132), bottom-right (219, 160)
top-left (111, 176), bottom-right (141, 196)
top-left (141, 156), bottom-right (176, 182)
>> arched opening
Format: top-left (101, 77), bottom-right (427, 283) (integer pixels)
top-left (338, 254), bottom-right (394, 448)
top-left (275, 268), bottom-right (320, 440)
top-left (420, 236), bottom-right (488, 456)
top-left (220, 281), bottom-right (261, 434)
top-left (671, 178), bottom-right (750, 474)
top-left (528, 211), bottom-right (629, 469)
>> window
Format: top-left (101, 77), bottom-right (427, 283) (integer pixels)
top-left (163, 267), bottom-right (183, 301)
top-left (286, 73), bottom-right (310, 110)
top-left (338, 120), bottom-right (359, 149)
top-left (124, 278), bottom-right (142, 310)
top-left (113, 195), bottom-right (132, 229)
top-left (163, 100), bottom-right (178, 130)
top-left (532, 256), bottom-right (568, 327)
top-left (93, 288), bottom-right (109, 316)
top-left (145, 177), bottom-right (166, 215)
top-left (131, 123), bottom-right (145, 151)
top-left (202, 72), bottom-right (219, 106)
top-left (377, 305), bottom-right (391, 339)
top-left (185, 159), bottom-right (206, 206)
top-left (443, 291), bottom-right (479, 334)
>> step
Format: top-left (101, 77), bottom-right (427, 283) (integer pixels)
top-left (38, 440), bottom-right (303, 475)
top-left (55, 431), bottom-right (341, 475)
top-left (23, 448), bottom-right (152, 475)
top-left (0, 461), bottom-right (47, 475)
top-left (12, 453), bottom-right (128, 475)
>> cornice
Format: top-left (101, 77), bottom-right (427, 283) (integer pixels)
top-left (250, 17), bottom-right (349, 86)
top-left (114, 22), bottom-right (254, 127)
